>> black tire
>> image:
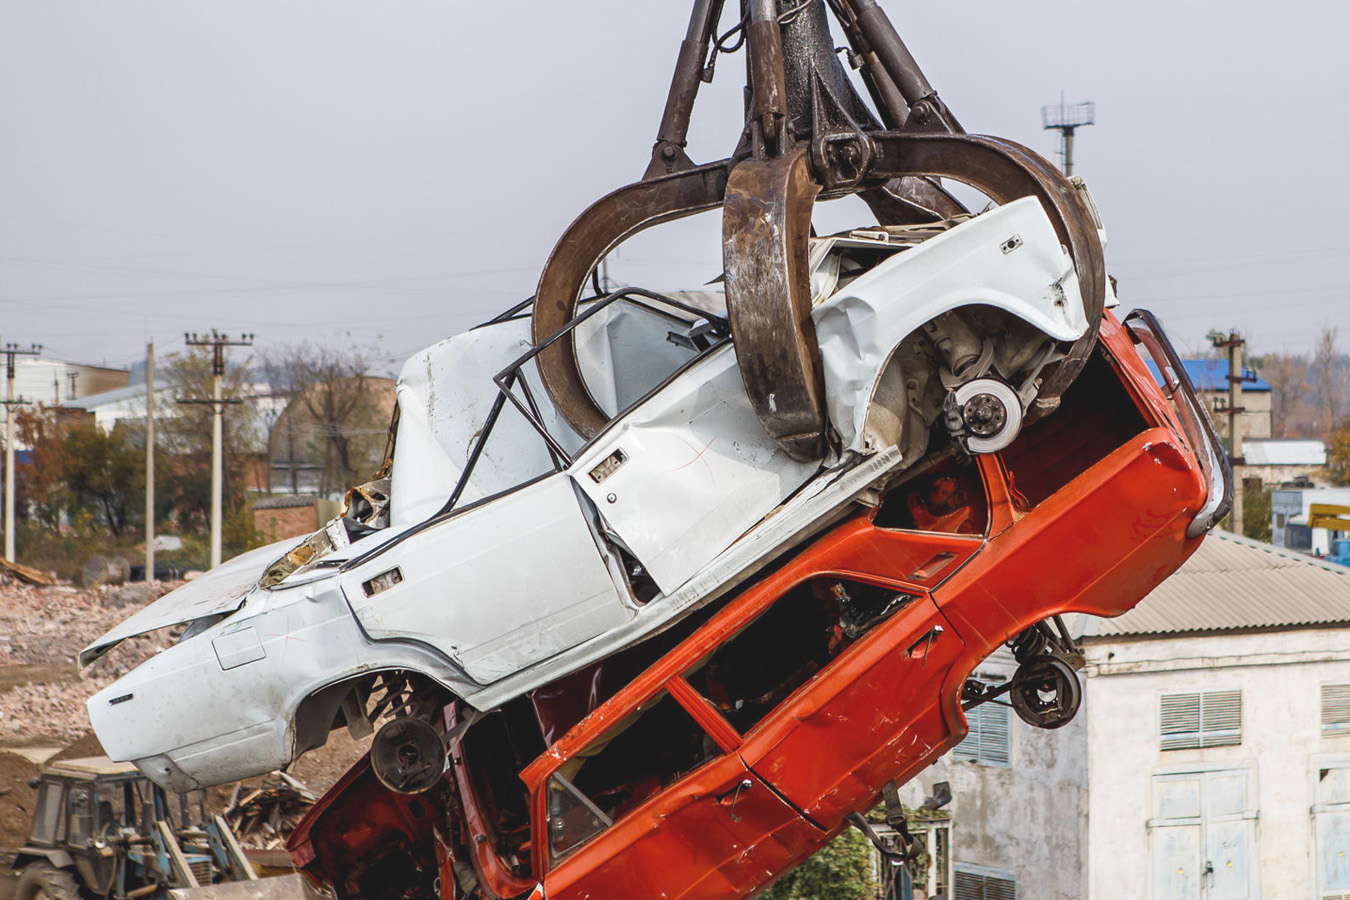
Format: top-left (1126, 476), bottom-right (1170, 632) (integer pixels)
top-left (15, 863), bottom-right (80, 900)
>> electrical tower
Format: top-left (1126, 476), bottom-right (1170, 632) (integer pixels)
top-left (1041, 95), bottom-right (1095, 176)
top-left (3, 342), bottom-right (42, 562)
top-left (181, 330), bottom-right (254, 569)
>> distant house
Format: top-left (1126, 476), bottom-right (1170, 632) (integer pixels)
top-left (267, 376), bottom-right (395, 498)
top-left (897, 531), bottom-right (1350, 900)
top-left (1272, 485), bottom-right (1350, 556)
top-left (1174, 359), bottom-right (1272, 444)
top-left (12, 357), bottom-right (129, 405)
top-left (1244, 438), bottom-right (1328, 487)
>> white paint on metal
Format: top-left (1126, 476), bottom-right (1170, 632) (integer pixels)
top-left (341, 474), bottom-right (631, 684)
top-left (78, 540), bottom-right (292, 667)
top-left (813, 197), bottom-right (1087, 452)
top-left (569, 345), bottom-right (819, 594)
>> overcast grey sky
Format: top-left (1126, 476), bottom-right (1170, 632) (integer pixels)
top-left (2, 1), bottom-right (1346, 375)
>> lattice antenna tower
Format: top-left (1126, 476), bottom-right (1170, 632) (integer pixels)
top-left (1041, 93), bottom-right (1095, 176)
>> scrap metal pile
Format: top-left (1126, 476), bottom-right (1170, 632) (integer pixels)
top-left (79, 3), bottom-right (1232, 900)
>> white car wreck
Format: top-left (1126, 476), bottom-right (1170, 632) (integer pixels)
top-left (82, 196), bottom-right (1102, 792)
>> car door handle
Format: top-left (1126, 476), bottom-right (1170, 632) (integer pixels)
top-left (716, 778), bottom-right (754, 822)
top-left (907, 625), bottom-right (944, 662)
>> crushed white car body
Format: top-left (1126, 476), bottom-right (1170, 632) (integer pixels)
top-left (83, 196), bottom-right (1091, 791)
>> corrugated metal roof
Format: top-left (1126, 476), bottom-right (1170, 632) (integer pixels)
top-left (1084, 531), bottom-right (1350, 638)
top-left (1243, 439), bottom-right (1326, 467)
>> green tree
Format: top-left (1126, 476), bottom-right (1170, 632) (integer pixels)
top-left (1243, 479), bottom-right (1272, 543)
top-left (761, 828), bottom-right (877, 900)
top-left (1330, 419), bottom-right (1350, 486)
top-left (16, 411), bottom-right (143, 537)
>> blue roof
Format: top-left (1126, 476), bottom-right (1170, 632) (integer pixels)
top-left (1144, 359), bottom-right (1270, 393)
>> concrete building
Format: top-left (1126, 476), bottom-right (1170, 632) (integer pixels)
top-left (10, 357), bottom-right (129, 406)
top-left (899, 531), bottom-right (1350, 900)
top-left (1272, 486), bottom-right (1350, 556)
top-left (1180, 359), bottom-right (1272, 444)
top-left (1244, 439), bottom-right (1328, 487)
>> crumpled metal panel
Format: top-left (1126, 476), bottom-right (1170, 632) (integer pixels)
top-left (569, 345), bottom-right (820, 595)
top-left (392, 304), bottom-right (702, 528)
top-left (343, 474), bottom-right (631, 685)
top-left (813, 197), bottom-right (1086, 453)
top-left (78, 539), bottom-right (293, 667)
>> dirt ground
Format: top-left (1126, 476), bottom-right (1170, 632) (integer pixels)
top-left (0, 574), bottom-right (369, 857)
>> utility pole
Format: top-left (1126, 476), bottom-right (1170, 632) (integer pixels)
top-left (145, 342), bottom-right (155, 584)
top-left (1211, 331), bottom-right (1248, 535)
top-left (67, 371), bottom-right (78, 401)
top-left (1041, 94), bottom-right (1095, 176)
top-left (181, 330), bottom-right (253, 569)
top-left (3, 342), bottom-right (42, 562)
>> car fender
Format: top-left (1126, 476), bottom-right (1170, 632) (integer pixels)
top-left (11, 850), bottom-right (74, 871)
top-left (813, 196), bottom-right (1087, 453)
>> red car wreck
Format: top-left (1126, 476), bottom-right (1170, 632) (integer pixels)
top-left (287, 309), bottom-right (1230, 900)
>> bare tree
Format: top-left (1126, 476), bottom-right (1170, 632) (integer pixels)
top-left (1260, 352), bottom-right (1309, 439)
top-left (261, 340), bottom-right (395, 498)
top-left (1312, 325), bottom-right (1347, 438)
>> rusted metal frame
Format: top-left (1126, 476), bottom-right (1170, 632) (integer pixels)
top-left (533, 162), bottom-right (732, 439)
top-left (1123, 309), bottom-right (1234, 537)
top-left (745, 0), bottom-right (790, 156)
top-left (645, 0), bottom-right (723, 179)
top-left (864, 132), bottom-right (1105, 412)
top-left (722, 147), bottom-right (826, 461)
top-left (820, 0), bottom-right (908, 129)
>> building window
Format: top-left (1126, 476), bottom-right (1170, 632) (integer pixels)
top-left (1160, 690), bottom-right (1241, 750)
top-left (1323, 684), bottom-right (1350, 736)
top-left (953, 864), bottom-right (1016, 900)
top-left (954, 699), bottom-right (1010, 766)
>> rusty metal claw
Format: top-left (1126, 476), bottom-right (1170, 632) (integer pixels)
top-left (722, 146), bottom-right (825, 462)
top-left (532, 0), bottom-right (1108, 456)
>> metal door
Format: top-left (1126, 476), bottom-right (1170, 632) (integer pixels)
top-left (1149, 770), bottom-right (1258, 900)
top-left (1314, 763), bottom-right (1350, 899)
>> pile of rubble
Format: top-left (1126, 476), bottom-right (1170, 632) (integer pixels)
top-left (0, 573), bottom-right (177, 743)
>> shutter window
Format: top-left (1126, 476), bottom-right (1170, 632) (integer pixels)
top-left (1323, 683), bottom-right (1350, 736)
top-left (954, 867), bottom-right (1016, 900)
top-left (954, 699), bottom-right (1010, 767)
top-left (1160, 690), bottom-right (1241, 750)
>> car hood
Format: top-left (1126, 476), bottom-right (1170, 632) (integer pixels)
top-left (78, 539), bottom-right (297, 668)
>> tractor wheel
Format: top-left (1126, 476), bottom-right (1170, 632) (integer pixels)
top-left (15, 863), bottom-right (80, 900)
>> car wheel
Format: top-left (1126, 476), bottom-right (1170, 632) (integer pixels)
top-left (16, 863), bottom-right (80, 900)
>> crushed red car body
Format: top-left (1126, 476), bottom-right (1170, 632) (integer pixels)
top-left (287, 310), bottom-right (1229, 900)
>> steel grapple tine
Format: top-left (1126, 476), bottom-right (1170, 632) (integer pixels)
top-left (865, 131), bottom-right (1107, 416)
top-left (532, 161), bottom-right (732, 439)
top-left (722, 146), bottom-right (826, 462)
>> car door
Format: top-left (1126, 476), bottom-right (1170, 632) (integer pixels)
top-left (538, 687), bottom-right (820, 900)
top-left (566, 346), bottom-right (820, 596)
top-left (718, 576), bottom-right (965, 823)
top-left (341, 474), bottom-right (631, 685)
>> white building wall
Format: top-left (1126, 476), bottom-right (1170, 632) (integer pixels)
top-left (897, 656), bottom-right (1089, 900)
top-left (1084, 628), bottom-right (1350, 900)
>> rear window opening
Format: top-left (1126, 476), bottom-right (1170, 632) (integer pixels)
top-left (683, 577), bottom-right (920, 736)
top-left (874, 451), bottom-right (989, 535)
top-left (999, 346), bottom-right (1150, 507)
